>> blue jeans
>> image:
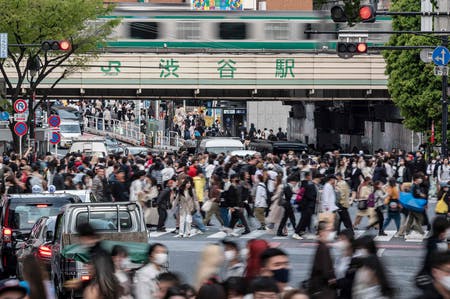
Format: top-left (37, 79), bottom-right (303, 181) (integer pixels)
top-left (192, 212), bottom-right (206, 232)
top-left (220, 207), bottom-right (230, 227)
top-left (383, 211), bottom-right (401, 231)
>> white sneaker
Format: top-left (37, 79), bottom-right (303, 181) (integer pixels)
top-left (292, 233), bottom-right (304, 240)
top-left (175, 234), bottom-right (184, 238)
top-left (183, 234), bottom-right (190, 238)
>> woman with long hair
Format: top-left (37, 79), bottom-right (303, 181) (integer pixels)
top-left (22, 254), bottom-right (50, 299)
top-left (195, 244), bottom-right (224, 290)
top-left (352, 255), bottom-right (394, 299)
top-left (353, 177), bottom-right (373, 229)
top-left (244, 239), bottom-right (270, 282)
top-left (175, 177), bottom-right (199, 238)
top-left (84, 250), bottom-right (121, 299)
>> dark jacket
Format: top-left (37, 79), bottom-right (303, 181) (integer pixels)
top-left (157, 188), bottom-right (172, 209)
top-left (226, 184), bottom-right (241, 208)
top-left (281, 184), bottom-right (294, 208)
top-left (110, 181), bottom-right (130, 202)
top-left (415, 283), bottom-right (445, 299)
top-left (53, 173), bottom-right (65, 191)
top-left (373, 166), bottom-right (388, 184)
top-left (302, 181), bottom-right (317, 210)
top-left (309, 241), bottom-right (336, 299)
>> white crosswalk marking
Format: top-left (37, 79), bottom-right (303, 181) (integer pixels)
top-left (405, 231), bottom-right (428, 242)
top-left (149, 228), bottom-right (176, 238)
top-left (207, 231), bottom-right (228, 239)
top-left (240, 230), bottom-right (266, 239)
top-left (374, 230), bottom-right (396, 242)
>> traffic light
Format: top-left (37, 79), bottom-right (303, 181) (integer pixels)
top-left (359, 5), bottom-right (376, 23)
top-left (41, 40), bottom-right (71, 51)
top-left (330, 4), bottom-right (376, 24)
top-left (337, 42), bottom-right (367, 58)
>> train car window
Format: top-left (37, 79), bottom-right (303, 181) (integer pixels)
top-left (265, 23), bottom-right (289, 40)
top-left (218, 22), bottom-right (247, 39)
top-left (176, 22), bottom-right (200, 40)
top-left (130, 22), bottom-right (159, 39)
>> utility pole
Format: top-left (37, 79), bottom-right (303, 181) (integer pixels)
top-left (442, 35), bottom-right (449, 157)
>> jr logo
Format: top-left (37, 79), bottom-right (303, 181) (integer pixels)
top-left (101, 61), bottom-right (121, 76)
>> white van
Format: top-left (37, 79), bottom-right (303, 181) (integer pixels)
top-left (198, 138), bottom-right (244, 154)
top-left (69, 139), bottom-right (108, 157)
top-left (59, 120), bottom-right (82, 148)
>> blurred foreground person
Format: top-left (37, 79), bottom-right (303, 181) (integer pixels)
top-left (84, 250), bottom-right (120, 299)
top-left (0, 279), bottom-right (28, 299)
top-left (308, 221), bottom-right (336, 299)
top-left (22, 254), bottom-right (54, 299)
top-left (195, 244), bottom-right (225, 290)
top-left (134, 243), bottom-right (168, 299)
top-left (352, 255), bottom-right (394, 299)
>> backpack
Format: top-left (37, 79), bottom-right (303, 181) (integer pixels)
top-left (295, 186), bottom-right (306, 204)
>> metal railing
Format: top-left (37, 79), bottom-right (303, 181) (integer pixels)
top-left (84, 116), bottom-right (182, 150)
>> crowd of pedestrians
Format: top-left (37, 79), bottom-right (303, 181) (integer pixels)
top-left (2, 140), bottom-right (450, 298)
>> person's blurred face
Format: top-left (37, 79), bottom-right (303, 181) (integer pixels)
top-left (264, 255), bottom-right (289, 272)
top-left (290, 295), bottom-right (309, 299)
top-left (116, 172), bottom-right (125, 181)
top-left (254, 291), bottom-right (278, 299)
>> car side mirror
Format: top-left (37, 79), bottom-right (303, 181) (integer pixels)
top-left (46, 231), bottom-right (53, 242)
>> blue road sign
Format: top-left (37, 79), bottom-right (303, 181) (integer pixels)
top-left (14, 122), bottom-right (27, 137)
top-left (0, 112), bottom-right (9, 121)
top-left (0, 33), bottom-right (7, 59)
top-left (432, 46), bottom-right (450, 66)
top-left (49, 131), bottom-right (61, 144)
top-left (48, 115), bottom-right (61, 127)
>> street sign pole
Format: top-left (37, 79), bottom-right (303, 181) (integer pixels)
top-left (19, 135), bottom-right (22, 159)
top-left (443, 36), bottom-right (449, 157)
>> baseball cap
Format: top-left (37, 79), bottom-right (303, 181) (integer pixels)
top-left (0, 279), bottom-right (27, 296)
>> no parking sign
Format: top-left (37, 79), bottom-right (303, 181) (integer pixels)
top-left (14, 122), bottom-right (27, 136)
top-left (13, 99), bottom-right (27, 113)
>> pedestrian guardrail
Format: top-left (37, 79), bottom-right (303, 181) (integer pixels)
top-left (84, 116), bottom-right (182, 150)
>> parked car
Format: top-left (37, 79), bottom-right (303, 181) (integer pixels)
top-left (15, 216), bottom-right (57, 278)
top-left (43, 190), bottom-right (97, 203)
top-left (69, 139), bottom-right (108, 157)
top-left (197, 138), bottom-right (244, 154)
top-left (51, 202), bottom-right (148, 298)
top-left (0, 194), bottom-right (81, 277)
top-left (124, 146), bottom-right (150, 157)
top-left (59, 120), bottom-right (82, 148)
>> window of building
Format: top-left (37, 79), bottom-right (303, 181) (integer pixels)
top-left (265, 22), bottom-right (289, 40)
top-left (218, 22), bottom-right (247, 39)
top-left (176, 22), bottom-right (201, 40)
top-left (130, 22), bottom-right (159, 39)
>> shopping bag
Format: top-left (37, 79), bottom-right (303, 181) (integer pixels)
top-left (399, 192), bottom-right (427, 213)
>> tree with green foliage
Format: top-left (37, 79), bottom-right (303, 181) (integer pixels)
top-left (0, 0), bottom-right (118, 153)
top-left (383, 0), bottom-right (441, 141)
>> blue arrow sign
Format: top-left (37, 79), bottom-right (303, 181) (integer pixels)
top-left (432, 46), bottom-right (450, 66)
top-left (0, 111), bottom-right (9, 121)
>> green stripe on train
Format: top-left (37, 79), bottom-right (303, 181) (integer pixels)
top-left (104, 41), bottom-right (383, 50)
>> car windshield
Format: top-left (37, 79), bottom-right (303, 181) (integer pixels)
top-left (55, 110), bottom-right (77, 119)
top-left (207, 147), bottom-right (244, 154)
top-left (129, 148), bottom-right (147, 155)
top-left (75, 211), bottom-right (132, 231)
top-left (8, 201), bottom-right (69, 230)
top-left (60, 124), bottom-right (81, 134)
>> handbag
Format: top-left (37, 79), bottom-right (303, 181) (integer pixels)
top-left (436, 193), bottom-right (449, 214)
top-left (357, 199), bottom-right (368, 210)
top-left (201, 200), bottom-right (213, 213)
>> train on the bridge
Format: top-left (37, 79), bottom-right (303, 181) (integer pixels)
top-left (100, 4), bottom-right (392, 53)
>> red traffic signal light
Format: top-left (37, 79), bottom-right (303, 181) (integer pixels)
top-left (356, 43), bottom-right (368, 53)
top-left (337, 42), bottom-right (368, 58)
top-left (359, 5), bottom-right (376, 23)
top-left (41, 40), bottom-right (71, 51)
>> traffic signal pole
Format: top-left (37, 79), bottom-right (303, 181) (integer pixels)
top-left (442, 35), bottom-right (448, 157)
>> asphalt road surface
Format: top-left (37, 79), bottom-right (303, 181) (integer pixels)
top-left (152, 204), bottom-right (436, 299)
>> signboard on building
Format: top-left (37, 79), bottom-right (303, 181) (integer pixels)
top-left (191, 0), bottom-right (243, 10)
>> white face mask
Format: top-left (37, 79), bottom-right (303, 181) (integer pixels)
top-left (354, 249), bottom-right (369, 258)
top-left (440, 276), bottom-right (450, 291)
top-left (224, 250), bottom-right (236, 262)
top-left (120, 257), bottom-right (131, 270)
top-left (334, 240), bottom-right (348, 253)
top-left (240, 248), bottom-right (249, 260)
top-left (153, 253), bottom-right (168, 266)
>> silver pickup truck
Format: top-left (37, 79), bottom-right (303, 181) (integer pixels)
top-left (50, 202), bottom-right (148, 298)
